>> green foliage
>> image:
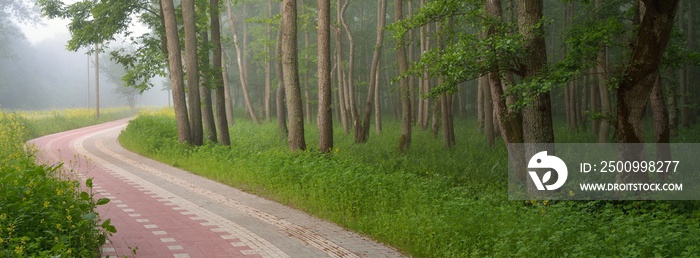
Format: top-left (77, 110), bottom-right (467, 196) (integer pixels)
top-left (120, 112), bottom-right (700, 257)
top-left (0, 110), bottom-right (121, 257)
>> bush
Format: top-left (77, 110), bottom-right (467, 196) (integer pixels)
top-left (0, 109), bottom-right (129, 257)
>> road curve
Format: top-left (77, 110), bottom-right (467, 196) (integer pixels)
top-left (29, 119), bottom-right (404, 258)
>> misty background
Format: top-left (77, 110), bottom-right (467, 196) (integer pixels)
top-left (0, 8), bottom-right (169, 110)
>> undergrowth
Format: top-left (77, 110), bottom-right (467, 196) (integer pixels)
top-left (119, 110), bottom-right (700, 257)
top-left (0, 108), bottom-right (132, 257)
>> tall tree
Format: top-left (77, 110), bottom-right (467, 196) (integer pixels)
top-left (334, 0), bottom-right (349, 134)
top-left (276, 27), bottom-right (288, 139)
top-left (595, 0), bottom-right (612, 143)
top-left (615, 0), bottom-right (678, 183)
top-left (94, 42), bottom-right (100, 119)
top-left (222, 41), bottom-right (235, 126)
top-left (282, 0), bottom-right (306, 151)
top-left (396, 0), bottom-right (412, 153)
top-left (515, 0), bottom-right (554, 196)
top-left (338, 0), bottom-right (359, 136)
top-left (200, 30), bottom-right (218, 143)
top-left (227, 0), bottom-right (260, 124)
top-left (317, 0), bottom-right (333, 153)
top-left (183, 0), bottom-right (203, 145)
top-left (355, 0), bottom-right (387, 143)
top-left (211, 0), bottom-right (230, 145)
top-left (160, 0), bottom-right (192, 144)
top-left (516, 0), bottom-right (554, 145)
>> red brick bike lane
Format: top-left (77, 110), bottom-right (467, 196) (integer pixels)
top-left (29, 119), bottom-right (404, 258)
top-left (31, 119), bottom-right (267, 257)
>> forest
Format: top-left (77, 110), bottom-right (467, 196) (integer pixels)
top-left (2, 0), bottom-right (700, 256)
top-left (30, 0), bottom-right (699, 153)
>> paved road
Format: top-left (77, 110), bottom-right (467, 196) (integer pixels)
top-left (29, 119), bottom-right (404, 258)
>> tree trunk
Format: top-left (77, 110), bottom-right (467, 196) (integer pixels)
top-left (227, 1), bottom-right (260, 124)
top-left (589, 67), bottom-right (599, 134)
top-left (431, 98), bottom-right (440, 138)
top-left (211, 0), bottom-right (230, 145)
top-left (580, 73), bottom-right (588, 130)
top-left (200, 30), bottom-right (217, 143)
top-left (355, 0), bottom-right (387, 143)
top-left (680, 0), bottom-right (691, 128)
top-left (339, 0), bottom-right (359, 135)
top-left (282, 0), bottom-right (306, 151)
top-left (396, 0), bottom-right (411, 153)
top-left (595, 0), bottom-right (612, 143)
top-left (482, 75), bottom-right (494, 148)
top-left (420, 14), bottom-right (431, 130)
top-left (333, 8), bottom-right (349, 134)
top-left (304, 29), bottom-right (312, 124)
top-left (516, 0), bottom-right (554, 196)
top-left (94, 43), bottom-right (100, 119)
top-left (264, 0), bottom-right (273, 122)
top-left (485, 0), bottom-right (525, 183)
top-left (160, 0), bottom-right (192, 144)
top-left (275, 25), bottom-right (288, 140)
top-left (318, 0), bottom-right (333, 153)
top-left (182, 0), bottom-right (203, 146)
top-left (477, 73), bottom-right (484, 131)
top-left (651, 72), bottom-right (671, 181)
top-left (441, 92), bottom-right (455, 148)
top-left (222, 47), bottom-right (235, 126)
top-left (596, 47), bottom-right (611, 142)
top-left (615, 0), bottom-right (678, 184)
top-left (375, 52), bottom-right (382, 133)
top-left (666, 68), bottom-right (679, 136)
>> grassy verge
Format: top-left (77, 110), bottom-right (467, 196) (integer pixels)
top-left (120, 110), bottom-right (700, 257)
top-left (0, 108), bottom-right (134, 257)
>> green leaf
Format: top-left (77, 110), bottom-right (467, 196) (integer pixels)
top-left (80, 191), bottom-right (90, 200)
top-left (96, 197), bottom-right (110, 206)
top-left (105, 225), bottom-right (117, 233)
top-left (85, 177), bottom-right (93, 188)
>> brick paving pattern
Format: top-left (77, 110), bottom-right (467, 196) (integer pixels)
top-left (30, 119), bottom-right (404, 258)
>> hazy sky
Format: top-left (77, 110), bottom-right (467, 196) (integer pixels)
top-left (12, 9), bottom-right (168, 108)
top-left (18, 17), bottom-right (71, 45)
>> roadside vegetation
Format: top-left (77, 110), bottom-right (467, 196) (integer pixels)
top-left (120, 111), bottom-right (700, 257)
top-left (0, 108), bottom-right (133, 257)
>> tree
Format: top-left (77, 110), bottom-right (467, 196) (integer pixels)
top-left (395, 0), bottom-right (412, 153)
top-left (227, 0), bottom-right (260, 124)
top-left (282, 0), bottom-right (306, 151)
top-left (211, 0), bottom-right (230, 145)
top-left (160, 0), bottom-right (193, 144)
top-left (355, 0), bottom-right (388, 144)
top-left (317, 0), bottom-right (333, 153)
top-left (615, 0), bottom-right (679, 184)
top-left (275, 27), bottom-right (288, 140)
top-left (595, 0), bottom-right (612, 143)
top-left (200, 30), bottom-right (218, 143)
top-left (182, 0), bottom-right (203, 145)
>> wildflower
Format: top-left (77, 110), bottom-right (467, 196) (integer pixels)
top-left (14, 245), bottom-right (23, 255)
top-left (43, 201), bottom-right (50, 208)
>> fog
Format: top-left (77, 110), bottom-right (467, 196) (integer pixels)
top-left (0, 28), bottom-right (169, 110)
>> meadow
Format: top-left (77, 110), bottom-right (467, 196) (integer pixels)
top-left (0, 108), bottom-right (134, 257)
top-left (119, 110), bottom-right (700, 257)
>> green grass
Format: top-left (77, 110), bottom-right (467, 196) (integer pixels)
top-left (0, 108), bottom-right (134, 257)
top-left (120, 111), bottom-right (700, 257)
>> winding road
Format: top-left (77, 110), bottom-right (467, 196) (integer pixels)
top-left (29, 119), bottom-right (404, 258)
